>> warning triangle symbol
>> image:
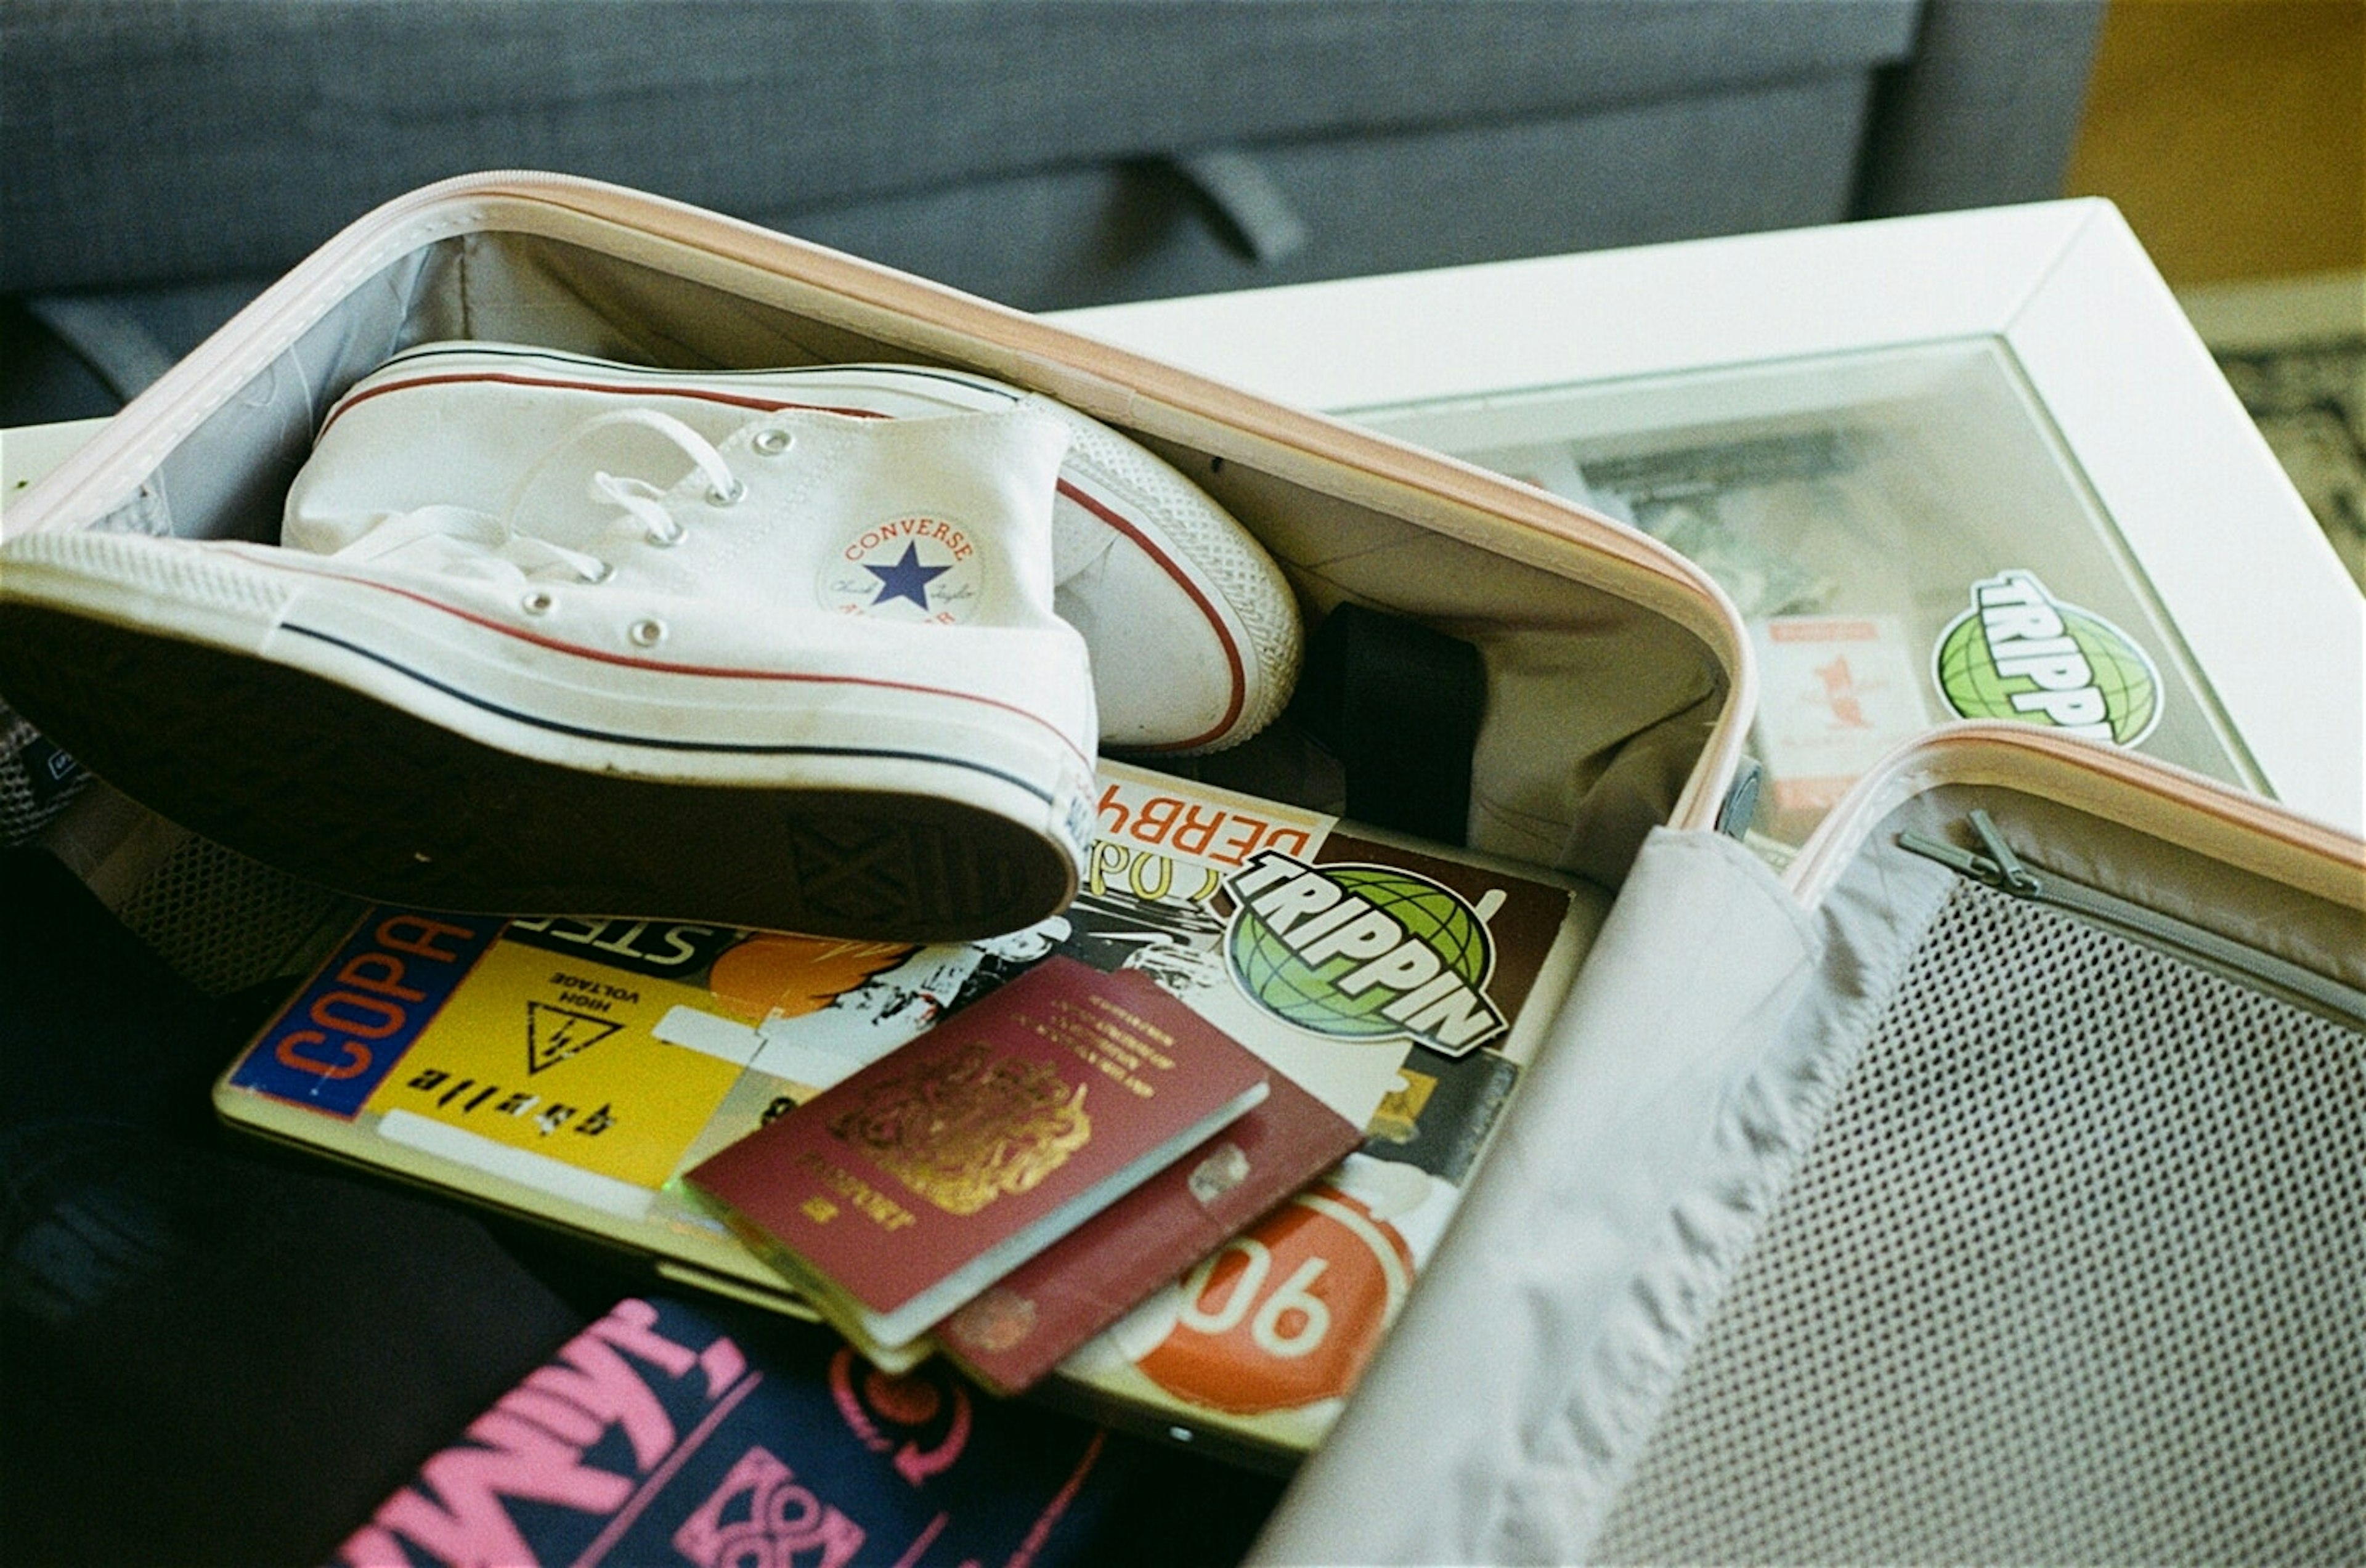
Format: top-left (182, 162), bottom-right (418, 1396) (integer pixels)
top-left (526, 1002), bottom-right (624, 1075)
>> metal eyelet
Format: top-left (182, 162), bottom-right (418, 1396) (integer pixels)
top-left (752, 427), bottom-right (794, 457)
top-left (582, 559), bottom-right (615, 583)
top-left (646, 519), bottom-right (686, 548)
top-left (628, 617), bottom-right (667, 648)
top-left (521, 589), bottom-right (557, 615)
top-left (706, 476), bottom-right (747, 508)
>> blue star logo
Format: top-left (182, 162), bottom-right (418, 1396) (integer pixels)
top-left (864, 543), bottom-right (952, 611)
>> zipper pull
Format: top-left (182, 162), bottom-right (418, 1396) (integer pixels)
top-left (1896, 815), bottom-right (2040, 897)
top-left (1895, 827), bottom-right (1991, 881)
top-left (1898, 813), bottom-right (2365, 1027)
top-left (1967, 810), bottom-right (2042, 897)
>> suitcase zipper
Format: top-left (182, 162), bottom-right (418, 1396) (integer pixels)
top-left (1898, 809), bottom-right (2365, 1028)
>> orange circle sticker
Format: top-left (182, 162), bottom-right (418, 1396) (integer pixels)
top-left (1131, 1182), bottom-right (1415, 1415)
top-left (706, 935), bottom-right (911, 1023)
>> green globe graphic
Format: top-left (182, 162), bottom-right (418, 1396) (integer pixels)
top-left (1935, 603), bottom-right (2161, 745)
top-left (1228, 866), bottom-right (1492, 1039)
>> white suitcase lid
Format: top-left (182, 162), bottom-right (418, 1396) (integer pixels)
top-left (1256, 721), bottom-right (2364, 1564)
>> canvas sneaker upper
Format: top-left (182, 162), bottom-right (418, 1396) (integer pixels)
top-left (272, 401), bottom-right (1092, 726)
top-left (287, 342), bottom-right (1301, 752)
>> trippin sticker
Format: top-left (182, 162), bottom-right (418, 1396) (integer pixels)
top-left (1932, 569), bottom-right (2164, 745)
top-left (1219, 853), bottom-right (1508, 1058)
top-left (821, 515), bottom-right (985, 624)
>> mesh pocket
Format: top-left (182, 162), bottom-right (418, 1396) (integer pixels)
top-left (2, 708), bottom-right (91, 848)
top-left (1592, 877), bottom-right (2365, 1566)
top-left (114, 835), bottom-right (358, 997)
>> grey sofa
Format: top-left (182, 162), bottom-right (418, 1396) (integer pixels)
top-left (3, 0), bottom-right (2101, 424)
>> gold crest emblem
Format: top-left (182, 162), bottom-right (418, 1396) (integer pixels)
top-left (829, 1041), bottom-right (1091, 1215)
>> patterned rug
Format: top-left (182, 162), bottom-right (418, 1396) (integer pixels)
top-left (2208, 325), bottom-right (2365, 593)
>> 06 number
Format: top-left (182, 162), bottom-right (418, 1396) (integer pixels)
top-left (1177, 1240), bottom-right (1333, 1359)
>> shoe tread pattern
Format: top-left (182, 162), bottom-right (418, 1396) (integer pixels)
top-left (0, 603), bottom-right (1070, 941)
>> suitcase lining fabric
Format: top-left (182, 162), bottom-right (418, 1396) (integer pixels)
top-left (1588, 872), bottom-right (2366, 1564)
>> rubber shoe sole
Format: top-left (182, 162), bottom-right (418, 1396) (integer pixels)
top-left (0, 533), bottom-right (1092, 940)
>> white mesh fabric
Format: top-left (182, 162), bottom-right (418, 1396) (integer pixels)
top-left (2, 709), bottom-right (89, 848)
top-left (1590, 875), bottom-right (2365, 1566)
top-left (115, 835), bottom-right (358, 997)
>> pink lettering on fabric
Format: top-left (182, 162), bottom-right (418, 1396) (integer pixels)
top-left (672, 1445), bottom-right (868, 1568)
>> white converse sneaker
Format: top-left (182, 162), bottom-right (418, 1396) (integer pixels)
top-left (0, 405), bottom-right (1100, 940)
top-left (286, 342), bottom-right (1300, 753)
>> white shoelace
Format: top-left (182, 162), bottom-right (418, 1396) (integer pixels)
top-left (330, 407), bottom-right (745, 583)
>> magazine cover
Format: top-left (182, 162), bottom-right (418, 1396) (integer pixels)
top-left (217, 761), bottom-right (1604, 1458)
top-left (1021, 765), bottom-right (1601, 1459)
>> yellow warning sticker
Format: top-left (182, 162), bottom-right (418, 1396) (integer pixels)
top-left (362, 938), bottom-right (744, 1189)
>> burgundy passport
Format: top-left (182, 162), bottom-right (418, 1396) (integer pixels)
top-left (685, 957), bottom-right (1268, 1357)
top-left (937, 1065), bottom-right (1361, 1395)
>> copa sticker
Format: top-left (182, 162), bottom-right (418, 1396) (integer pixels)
top-left (230, 912), bottom-right (498, 1116)
top-left (1219, 851), bottom-right (1507, 1057)
top-left (821, 514), bottom-right (983, 624)
top-left (1932, 569), bottom-right (2163, 745)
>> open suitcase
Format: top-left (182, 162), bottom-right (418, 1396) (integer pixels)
top-left (4, 173), bottom-right (2359, 1564)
